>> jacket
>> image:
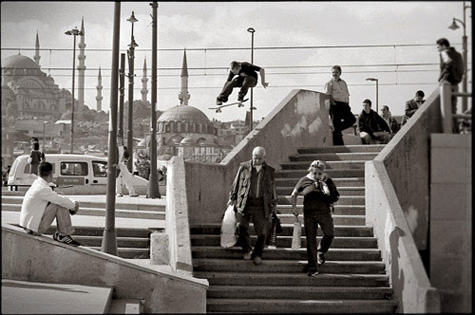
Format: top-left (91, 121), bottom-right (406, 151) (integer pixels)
top-left (357, 109), bottom-right (391, 136)
top-left (20, 177), bottom-right (76, 233)
top-left (229, 160), bottom-right (277, 218)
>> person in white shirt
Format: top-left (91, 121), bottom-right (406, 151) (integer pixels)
top-left (116, 145), bottom-right (139, 197)
top-left (20, 162), bottom-right (81, 246)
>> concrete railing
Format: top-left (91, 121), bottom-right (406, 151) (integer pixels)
top-left (2, 224), bottom-right (208, 314)
top-left (366, 162), bottom-right (440, 313)
top-left (365, 87), bottom-right (444, 312)
top-left (184, 89), bottom-right (332, 225)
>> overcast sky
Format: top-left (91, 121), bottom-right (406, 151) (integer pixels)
top-left (1, 1), bottom-right (472, 122)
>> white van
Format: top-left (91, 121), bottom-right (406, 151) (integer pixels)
top-left (7, 154), bottom-right (150, 195)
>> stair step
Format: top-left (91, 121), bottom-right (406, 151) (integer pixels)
top-left (192, 247), bottom-right (381, 261)
top-left (297, 145), bottom-right (385, 154)
top-left (195, 272), bottom-right (389, 287)
top-left (207, 285), bottom-right (393, 300)
top-left (206, 298), bottom-right (397, 313)
top-left (1, 203), bottom-right (165, 220)
top-left (277, 205), bottom-right (366, 215)
top-left (108, 299), bottom-right (143, 314)
top-left (277, 214), bottom-right (365, 225)
top-left (281, 160), bottom-right (366, 170)
top-left (278, 195), bottom-right (365, 206)
top-left (276, 177), bottom-right (364, 187)
top-left (276, 169), bottom-right (364, 178)
top-left (193, 259), bottom-right (385, 274)
top-left (190, 224), bottom-right (373, 237)
top-left (277, 186), bottom-right (365, 196)
top-left (289, 152), bottom-right (378, 162)
top-left (191, 235), bottom-right (377, 248)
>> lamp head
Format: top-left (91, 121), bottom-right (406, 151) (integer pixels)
top-left (247, 27), bottom-right (255, 33)
top-left (448, 18), bottom-right (460, 30)
top-left (65, 30), bottom-right (72, 35)
top-left (128, 11), bottom-right (138, 24)
top-left (366, 78), bottom-right (377, 82)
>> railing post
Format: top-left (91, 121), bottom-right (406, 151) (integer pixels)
top-left (440, 81), bottom-right (453, 133)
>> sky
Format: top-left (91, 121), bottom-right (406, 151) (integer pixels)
top-left (1, 1), bottom-right (472, 122)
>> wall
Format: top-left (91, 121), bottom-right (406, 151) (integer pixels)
top-left (430, 134), bottom-right (472, 313)
top-left (366, 161), bottom-right (440, 313)
top-left (186, 89), bottom-right (332, 224)
top-left (2, 224), bottom-right (208, 314)
top-left (375, 89), bottom-right (442, 250)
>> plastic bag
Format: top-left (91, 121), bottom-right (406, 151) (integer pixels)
top-left (291, 214), bottom-right (301, 250)
top-left (220, 205), bottom-right (238, 248)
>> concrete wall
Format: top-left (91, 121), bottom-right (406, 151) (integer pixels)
top-left (375, 89), bottom-right (443, 250)
top-left (366, 161), bottom-right (440, 313)
top-left (430, 134), bottom-right (472, 313)
top-left (2, 224), bottom-right (208, 314)
top-left (186, 89), bottom-right (332, 224)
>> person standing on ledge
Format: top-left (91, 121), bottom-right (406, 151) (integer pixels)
top-left (216, 61), bottom-right (269, 106)
top-left (324, 65), bottom-right (357, 146)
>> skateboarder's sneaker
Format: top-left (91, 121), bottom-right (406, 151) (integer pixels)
top-left (216, 97), bottom-right (227, 106)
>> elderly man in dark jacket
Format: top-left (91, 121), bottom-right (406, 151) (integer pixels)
top-left (228, 146), bottom-right (277, 265)
top-left (357, 99), bottom-right (391, 144)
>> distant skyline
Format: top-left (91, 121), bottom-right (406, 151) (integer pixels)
top-left (1, 1), bottom-right (472, 121)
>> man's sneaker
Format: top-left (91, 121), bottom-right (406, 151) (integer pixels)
top-left (318, 252), bottom-right (326, 265)
top-left (253, 256), bottom-right (262, 265)
top-left (243, 252), bottom-right (252, 260)
top-left (307, 270), bottom-right (319, 277)
top-left (55, 233), bottom-right (81, 246)
top-left (117, 193), bottom-right (123, 197)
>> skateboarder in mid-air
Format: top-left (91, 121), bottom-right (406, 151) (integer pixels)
top-left (216, 61), bottom-right (269, 105)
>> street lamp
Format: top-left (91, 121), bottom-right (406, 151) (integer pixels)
top-left (247, 27), bottom-right (255, 131)
top-left (448, 1), bottom-right (471, 112)
top-left (65, 26), bottom-right (84, 154)
top-left (43, 121), bottom-right (48, 152)
top-left (127, 11), bottom-right (139, 173)
top-left (366, 78), bottom-right (379, 113)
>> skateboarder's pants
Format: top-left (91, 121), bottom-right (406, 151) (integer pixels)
top-left (218, 76), bottom-right (257, 101)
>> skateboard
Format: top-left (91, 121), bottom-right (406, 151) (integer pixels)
top-left (209, 99), bottom-right (249, 113)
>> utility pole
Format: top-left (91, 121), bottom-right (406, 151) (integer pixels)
top-left (102, 1), bottom-right (121, 255)
top-left (127, 11), bottom-right (138, 172)
top-left (148, 1), bottom-right (160, 199)
top-left (119, 53), bottom-right (125, 141)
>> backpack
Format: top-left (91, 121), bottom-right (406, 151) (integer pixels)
top-left (450, 50), bottom-right (464, 84)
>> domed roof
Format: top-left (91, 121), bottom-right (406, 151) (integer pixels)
top-left (2, 54), bottom-right (39, 69)
top-left (157, 105), bottom-right (210, 124)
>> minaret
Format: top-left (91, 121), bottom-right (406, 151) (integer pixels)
top-left (77, 17), bottom-right (86, 110)
top-left (34, 31), bottom-right (40, 66)
top-left (178, 49), bottom-right (190, 105)
top-left (141, 58), bottom-right (149, 102)
top-left (96, 67), bottom-right (103, 112)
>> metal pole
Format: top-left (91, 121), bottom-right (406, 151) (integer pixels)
top-left (148, 1), bottom-right (160, 199)
top-left (375, 79), bottom-right (379, 113)
top-left (248, 28), bottom-right (255, 131)
top-left (102, 1), bottom-right (121, 255)
top-left (43, 122), bottom-right (46, 151)
top-left (127, 15), bottom-right (137, 173)
top-left (462, 1), bottom-right (468, 112)
top-left (119, 53), bottom-right (125, 141)
top-left (70, 35), bottom-right (77, 154)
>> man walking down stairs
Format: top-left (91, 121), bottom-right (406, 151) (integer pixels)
top-left (191, 144), bottom-right (398, 313)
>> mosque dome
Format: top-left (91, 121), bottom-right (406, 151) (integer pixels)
top-left (157, 105), bottom-right (211, 125)
top-left (2, 54), bottom-right (39, 69)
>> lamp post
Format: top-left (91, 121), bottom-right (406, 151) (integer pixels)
top-left (65, 26), bottom-right (83, 154)
top-left (366, 78), bottom-right (379, 113)
top-left (247, 27), bottom-right (255, 131)
top-left (43, 121), bottom-right (47, 152)
top-left (127, 11), bottom-right (138, 173)
top-left (448, 1), bottom-right (471, 112)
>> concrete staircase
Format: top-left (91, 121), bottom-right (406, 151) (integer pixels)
top-left (2, 196), bottom-right (165, 259)
top-left (191, 144), bottom-right (398, 313)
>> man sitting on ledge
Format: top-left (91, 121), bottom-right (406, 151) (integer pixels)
top-left (20, 162), bottom-right (81, 246)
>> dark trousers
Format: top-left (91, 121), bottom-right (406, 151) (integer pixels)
top-left (304, 212), bottom-right (334, 272)
top-left (238, 199), bottom-right (271, 258)
top-left (330, 101), bottom-right (356, 145)
top-left (217, 76), bottom-right (257, 102)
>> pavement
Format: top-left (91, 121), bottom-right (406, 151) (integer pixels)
top-left (1, 194), bottom-right (167, 230)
